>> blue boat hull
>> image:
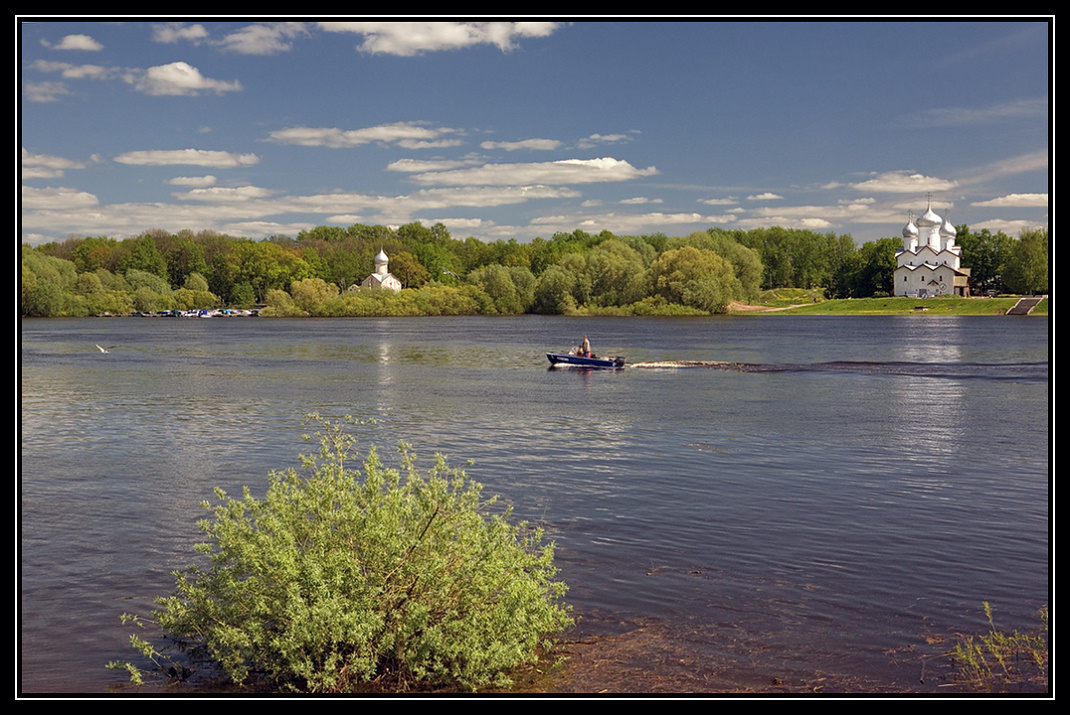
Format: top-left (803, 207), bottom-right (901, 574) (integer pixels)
top-left (546, 353), bottom-right (626, 369)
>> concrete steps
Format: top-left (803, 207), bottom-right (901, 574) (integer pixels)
top-left (1006, 296), bottom-right (1045, 315)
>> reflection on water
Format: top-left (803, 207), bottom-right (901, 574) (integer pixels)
top-left (20, 316), bottom-right (1049, 693)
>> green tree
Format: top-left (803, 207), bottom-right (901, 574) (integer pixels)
top-left (468, 264), bottom-right (524, 314)
top-left (673, 230), bottom-right (764, 301)
top-left (388, 251), bottom-right (432, 288)
top-left (115, 417), bottom-right (572, 692)
top-left (958, 228), bottom-right (1016, 294)
top-left (72, 235), bottom-right (120, 273)
top-left (74, 270), bottom-right (106, 298)
top-left (290, 277), bottom-right (341, 313)
top-left (297, 225), bottom-right (349, 243)
top-left (555, 253), bottom-right (592, 307)
top-left (395, 221), bottom-right (434, 248)
top-left (853, 237), bottom-right (899, 297)
top-left (507, 266), bottom-right (537, 312)
top-left (167, 238), bottom-right (210, 289)
top-left (132, 285), bottom-right (171, 313)
top-left (226, 241), bottom-right (313, 303)
top-left (415, 243), bottom-right (463, 284)
top-left (119, 235), bottom-right (169, 280)
top-left (647, 246), bottom-right (740, 313)
top-left (260, 287), bottom-right (306, 317)
top-left (583, 239), bottom-right (649, 307)
top-left (1002, 228), bottom-right (1049, 295)
top-left (174, 273), bottom-right (219, 310)
top-left (735, 227), bottom-right (849, 290)
top-left (182, 272), bottom-right (210, 293)
top-left (231, 282), bottom-right (257, 308)
top-left (21, 246), bottom-right (82, 316)
top-left (125, 268), bottom-right (173, 300)
top-left (94, 267), bottom-right (130, 293)
top-left (824, 235), bottom-right (861, 299)
top-left (532, 265), bottom-right (578, 314)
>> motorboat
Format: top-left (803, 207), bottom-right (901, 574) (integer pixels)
top-left (546, 351), bottom-right (626, 369)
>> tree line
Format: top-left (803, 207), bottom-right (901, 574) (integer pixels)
top-left (21, 222), bottom-right (1048, 318)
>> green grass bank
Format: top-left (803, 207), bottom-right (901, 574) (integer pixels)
top-left (738, 289), bottom-right (1049, 316)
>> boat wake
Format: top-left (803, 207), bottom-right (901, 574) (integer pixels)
top-left (630, 360), bottom-right (1048, 382)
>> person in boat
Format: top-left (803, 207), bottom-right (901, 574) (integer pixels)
top-left (581, 335), bottom-right (591, 358)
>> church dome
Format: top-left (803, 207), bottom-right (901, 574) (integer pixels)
top-left (940, 215), bottom-right (956, 238)
top-left (374, 249), bottom-right (389, 265)
top-left (917, 205), bottom-right (942, 227)
top-left (902, 214), bottom-right (919, 238)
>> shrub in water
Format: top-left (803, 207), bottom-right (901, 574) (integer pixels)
top-left (950, 602), bottom-right (1048, 693)
top-left (114, 416), bottom-right (572, 692)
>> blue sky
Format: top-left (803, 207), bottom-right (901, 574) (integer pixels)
top-left (20, 20), bottom-right (1050, 247)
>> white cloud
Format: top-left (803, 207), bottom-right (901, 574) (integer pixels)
top-left (317, 21), bottom-right (561, 56)
top-left (480, 138), bottom-right (562, 151)
top-left (21, 148), bottom-right (87, 179)
top-left (386, 158), bottom-right (481, 172)
top-left (747, 192), bottom-right (783, 201)
top-left (44, 34), bottom-right (104, 51)
top-left (126, 62), bottom-right (242, 96)
top-left (956, 151), bottom-right (1049, 188)
top-left (114, 149), bottom-right (259, 168)
top-left (903, 98), bottom-right (1048, 128)
top-left (971, 218), bottom-right (1049, 236)
top-left (528, 210), bottom-right (733, 237)
top-left (21, 185), bottom-right (99, 210)
top-left (215, 22), bottom-right (310, 55)
top-left (152, 23), bottom-right (211, 44)
top-left (850, 171), bottom-right (958, 193)
top-left (177, 185), bottom-right (278, 202)
top-left (431, 217), bottom-right (487, 230)
top-left (31, 60), bottom-right (116, 80)
top-left (747, 202), bottom-right (874, 220)
top-left (30, 55), bottom-right (240, 99)
top-left (268, 122), bottom-right (464, 149)
top-left (576, 133), bottom-right (636, 149)
top-left (735, 201), bottom-right (880, 231)
top-left (410, 157), bottom-right (659, 186)
top-left (737, 215), bottom-right (834, 230)
top-left (22, 81), bottom-right (70, 103)
top-left (167, 175), bottom-right (218, 188)
top-left (971, 193), bottom-right (1049, 208)
top-left (20, 180), bottom-right (589, 242)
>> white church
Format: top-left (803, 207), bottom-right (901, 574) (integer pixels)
top-left (893, 200), bottom-right (971, 297)
top-left (356, 248), bottom-right (402, 291)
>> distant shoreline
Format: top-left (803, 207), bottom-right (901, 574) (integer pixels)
top-left (20, 295), bottom-right (1050, 320)
top-left (729, 296), bottom-right (1049, 317)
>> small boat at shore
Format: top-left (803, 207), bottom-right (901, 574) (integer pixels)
top-left (546, 352), bottom-right (626, 369)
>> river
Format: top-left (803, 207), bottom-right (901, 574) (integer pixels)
top-left (19, 315), bottom-right (1050, 694)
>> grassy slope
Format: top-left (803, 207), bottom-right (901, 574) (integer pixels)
top-left (739, 289), bottom-right (1049, 316)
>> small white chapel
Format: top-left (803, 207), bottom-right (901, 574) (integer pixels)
top-left (358, 248), bottom-right (402, 291)
top-left (893, 199), bottom-right (971, 297)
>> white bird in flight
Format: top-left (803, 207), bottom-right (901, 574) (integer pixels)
top-left (95, 344), bottom-right (112, 353)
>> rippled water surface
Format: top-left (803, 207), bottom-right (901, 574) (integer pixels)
top-left (20, 315), bottom-right (1050, 693)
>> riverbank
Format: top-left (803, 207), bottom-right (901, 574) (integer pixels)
top-left (508, 617), bottom-right (967, 695)
top-left (730, 295), bottom-right (1049, 317)
top-left (63, 291), bottom-right (1051, 320)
